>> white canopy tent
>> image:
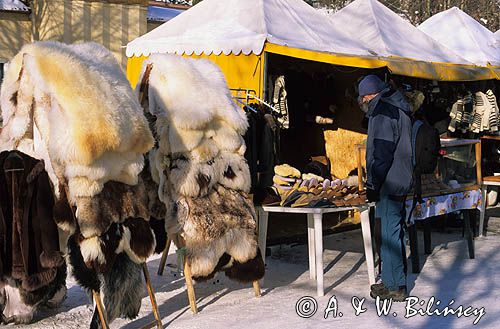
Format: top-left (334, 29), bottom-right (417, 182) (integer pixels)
top-left (418, 7), bottom-right (500, 67)
top-left (328, 0), bottom-right (470, 65)
top-left (0, 0), bottom-right (29, 12)
top-left (127, 0), bottom-right (497, 84)
top-left (126, 0), bottom-right (374, 58)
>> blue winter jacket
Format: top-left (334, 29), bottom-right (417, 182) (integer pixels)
top-left (365, 87), bottom-right (413, 197)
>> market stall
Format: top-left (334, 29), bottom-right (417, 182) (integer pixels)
top-left (125, 0), bottom-right (499, 297)
top-left (126, 0), bottom-right (497, 92)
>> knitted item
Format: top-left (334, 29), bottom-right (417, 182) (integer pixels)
top-left (486, 90), bottom-right (499, 132)
top-left (272, 76), bottom-right (289, 129)
top-left (460, 92), bottom-right (473, 133)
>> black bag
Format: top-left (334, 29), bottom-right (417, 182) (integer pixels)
top-left (408, 119), bottom-right (441, 222)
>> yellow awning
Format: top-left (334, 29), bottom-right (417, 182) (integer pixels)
top-left (264, 43), bottom-right (498, 81)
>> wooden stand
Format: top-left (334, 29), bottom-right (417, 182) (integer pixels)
top-left (157, 238), bottom-right (172, 276)
top-left (183, 260), bottom-right (198, 314)
top-left (157, 244), bottom-right (261, 314)
top-left (92, 264), bottom-right (164, 329)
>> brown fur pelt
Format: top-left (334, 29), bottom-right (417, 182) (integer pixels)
top-left (140, 165), bottom-right (166, 220)
top-left (77, 217), bottom-right (156, 272)
top-left (74, 178), bottom-right (149, 239)
top-left (168, 185), bottom-right (259, 278)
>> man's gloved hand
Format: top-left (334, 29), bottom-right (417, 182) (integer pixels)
top-left (366, 188), bottom-right (380, 203)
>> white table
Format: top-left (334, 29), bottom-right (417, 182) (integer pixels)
top-left (257, 205), bottom-right (374, 297)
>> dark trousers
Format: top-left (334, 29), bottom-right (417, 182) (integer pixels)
top-left (376, 195), bottom-right (407, 290)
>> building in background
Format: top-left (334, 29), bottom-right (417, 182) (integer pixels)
top-left (0, 0), bottom-right (31, 81)
top-left (0, 0), bottom-right (190, 79)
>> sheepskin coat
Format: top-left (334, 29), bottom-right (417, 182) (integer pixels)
top-left (138, 54), bottom-right (264, 282)
top-left (0, 150), bottom-right (63, 292)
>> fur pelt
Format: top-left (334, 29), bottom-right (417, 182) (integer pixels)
top-left (0, 41), bottom-right (154, 201)
top-left (67, 235), bottom-right (143, 328)
top-left (77, 218), bottom-right (156, 271)
top-left (168, 185), bottom-right (258, 278)
top-left (138, 55), bottom-right (263, 282)
top-left (74, 179), bottom-right (149, 239)
top-left (138, 54), bottom-right (248, 134)
top-left (1, 41), bottom-right (153, 164)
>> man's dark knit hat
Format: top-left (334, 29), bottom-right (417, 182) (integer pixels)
top-left (358, 75), bottom-right (387, 97)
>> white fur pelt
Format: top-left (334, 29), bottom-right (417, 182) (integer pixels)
top-left (139, 55), bottom-right (263, 280)
top-left (140, 54), bottom-right (248, 134)
top-left (0, 41), bottom-right (154, 201)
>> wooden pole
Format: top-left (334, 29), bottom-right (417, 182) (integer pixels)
top-left (252, 280), bottom-right (261, 297)
top-left (142, 264), bottom-right (164, 329)
top-left (183, 260), bottom-right (198, 314)
top-left (475, 141), bottom-right (482, 184)
top-left (157, 238), bottom-right (172, 276)
top-left (356, 145), bottom-right (364, 191)
top-left (92, 291), bottom-right (109, 329)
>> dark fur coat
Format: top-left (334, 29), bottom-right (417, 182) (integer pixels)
top-left (0, 150), bottom-right (64, 291)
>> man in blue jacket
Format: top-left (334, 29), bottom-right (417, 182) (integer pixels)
top-left (358, 75), bottom-right (413, 301)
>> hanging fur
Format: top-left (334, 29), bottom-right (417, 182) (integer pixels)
top-left (1, 264), bottom-right (66, 325)
top-left (1, 42), bottom-right (160, 328)
top-left (0, 41), bottom-right (154, 202)
top-left (167, 185), bottom-right (260, 279)
top-left (67, 234), bottom-right (144, 329)
top-left (139, 54), bottom-right (264, 283)
top-left (74, 179), bottom-right (149, 239)
top-left (137, 54), bottom-right (248, 134)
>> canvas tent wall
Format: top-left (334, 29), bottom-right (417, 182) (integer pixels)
top-left (126, 0), bottom-right (387, 96)
top-left (327, 0), bottom-right (495, 81)
top-left (418, 7), bottom-right (500, 68)
top-left (126, 0), bottom-right (496, 95)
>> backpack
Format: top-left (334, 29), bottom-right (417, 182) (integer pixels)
top-left (408, 119), bottom-right (441, 222)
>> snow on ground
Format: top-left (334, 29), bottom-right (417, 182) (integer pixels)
top-left (13, 214), bottom-right (500, 329)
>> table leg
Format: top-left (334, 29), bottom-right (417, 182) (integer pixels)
top-left (360, 209), bottom-right (375, 285)
top-left (479, 187), bottom-right (487, 237)
top-left (307, 214), bottom-right (316, 280)
top-left (408, 224), bottom-right (420, 273)
top-left (257, 208), bottom-right (269, 264)
top-left (464, 210), bottom-right (475, 259)
top-left (313, 213), bottom-right (324, 297)
top-left (423, 219), bottom-right (432, 255)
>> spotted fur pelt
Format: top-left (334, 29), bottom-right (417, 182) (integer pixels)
top-left (138, 55), bottom-right (264, 282)
top-left (172, 185), bottom-right (258, 278)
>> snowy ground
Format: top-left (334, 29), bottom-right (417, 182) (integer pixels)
top-left (13, 212), bottom-right (500, 329)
